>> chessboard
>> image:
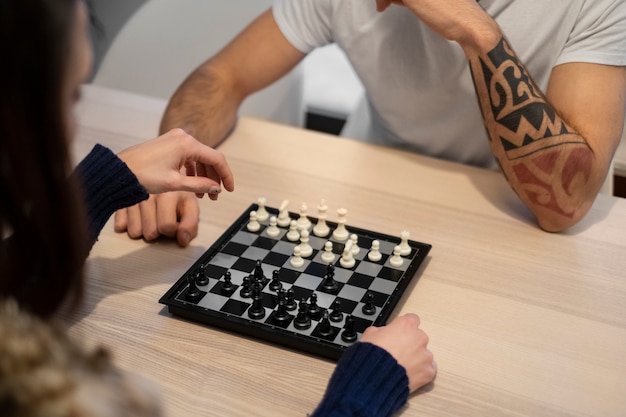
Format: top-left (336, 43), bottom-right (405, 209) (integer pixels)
top-left (159, 199), bottom-right (432, 360)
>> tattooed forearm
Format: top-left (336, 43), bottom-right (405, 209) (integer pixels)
top-left (472, 37), bottom-right (593, 221)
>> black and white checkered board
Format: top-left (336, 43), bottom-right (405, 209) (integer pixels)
top-left (159, 203), bottom-right (431, 360)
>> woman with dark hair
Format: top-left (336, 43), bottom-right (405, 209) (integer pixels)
top-left (0, 0), bottom-right (234, 318)
top-left (0, 1), bottom-right (436, 416)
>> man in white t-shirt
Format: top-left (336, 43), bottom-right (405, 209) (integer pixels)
top-left (115, 0), bottom-right (626, 244)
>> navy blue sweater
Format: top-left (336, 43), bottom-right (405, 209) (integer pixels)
top-left (75, 144), bottom-right (148, 245)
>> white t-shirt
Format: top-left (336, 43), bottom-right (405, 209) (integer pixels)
top-left (273, 0), bottom-right (626, 167)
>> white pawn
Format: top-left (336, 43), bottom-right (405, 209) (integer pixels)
top-left (312, 199), bottom-right (330, 237)
top-left (398, 230), bottom-right (411, 256)
top-left (296, 202), bottom-right (312, 231)
top-left (286, 220), bottom-right (300, 242)
top-left (266, 216), bottom-right (280, 237)
top-left (297, 229), bottom-right (313, 258)
top-left (256, 197), bottom-right (269, 221)
top-left (340, 240), bottom-right (355, 268)
top-left (389, 245), bottom-right (404, 267)
top-left (332, 208), bottom-right (349, 241)
top-left (367, 240), bottom-right (382, 262)
top-left (321, 241), bottom-right (336, 264)
top-left (290, 245), bottom-right (305, 268)
top-left (247, 210), bottom-right (260, 232)
top-left (349, 234), bottom-right (360, 255)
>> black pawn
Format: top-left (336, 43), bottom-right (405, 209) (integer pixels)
top-left (307, 293), bottom-right (322, 321)
top-left (272, 299), bottom-right (290, 325)
top-left (247, 285), bottom-right (265, 320)
top-left (269, 269), bottom-right (282, 292)
top-left (196, 264), bottom-right (209, 286)
top-left (317, 311), bottom-right (333, 337)
top-left (221, 271), bottom-right (235, 295)
top-left (362, 293), bottom-right (376, 316)
top-left (329, 299), bottom-right (343, 322)
top-left (184, 274), bottom-right (202, 302)
top-left (321, 270), bottom-right (339, 293)
top-left (294, 299), bottom-right (311, 330)
top-left (285, 289), bottom-right (297, 311)
top-left (239, 276), bottom-right (252, 298)
top-left (341, 315), bottom-right (358, 343)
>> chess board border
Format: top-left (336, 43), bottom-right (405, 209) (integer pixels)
top-left (159, 203), bottom-right (432, 360)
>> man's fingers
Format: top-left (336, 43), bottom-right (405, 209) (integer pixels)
top-left (176, 195), bottom-right (200, 247)
top-left (113, 208), bottom-right (128, 232)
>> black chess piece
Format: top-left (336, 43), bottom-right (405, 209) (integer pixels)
top-left (294, 298), bottom-right (311, 330)
top-left (285, 288), bottom-right (297, 311)
top-left (253, 260), bottom-right (266, 282)
top-left (329, 299), bottom-right (343, 322)
top-left (220, 271), bottom-right (235, 295)
top-left (321, 270), bottom-right (339, 293)
top-left (362, 292), bottom-right (376, 315)
top-left (307, 293), bottom-right (322, 321)
top-left (269, 269), bottom-right (282, 292)
top-left (247, 285), bottom-right (265, 320)
top-left (317, 311), bottom-right (333, 337)
top-left (341, 315), bottom-right (358, 343)
top-left (326, 264), bottom-right (335, 279)
top-left (196, 264), bottom-right (209, 286)
top-left (184, 274), bottom-right (202, 302)
top-left (272, 299), bottom-right (290, 325)
top-left (239, 275), bottom-right (252, 298)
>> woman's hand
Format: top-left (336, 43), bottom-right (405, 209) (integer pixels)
top-left (361, 313), bottom-right (437, 393)
top-left (117, 128), bottom-right (235, 198)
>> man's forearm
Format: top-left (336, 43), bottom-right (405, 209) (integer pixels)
top-left (468, 36), bottom-right (595, 231)
top-left (160, 63), bottom-right (241, 148)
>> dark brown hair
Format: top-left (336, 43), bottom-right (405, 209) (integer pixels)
top-left (0, 0), bottom-right (89, 318)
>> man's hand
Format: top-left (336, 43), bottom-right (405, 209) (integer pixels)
top-left (114, 191), bottom-right (200, 247)
top-left (375, 0), bottom-right (499, 50)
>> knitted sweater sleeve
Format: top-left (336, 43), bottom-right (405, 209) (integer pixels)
top-left (74, 144), bottom-right (149, 246)
top-left (310, 342), bottom-right (409, 417)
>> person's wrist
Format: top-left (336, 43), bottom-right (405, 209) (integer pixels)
top-left (458, 17), bottom-right (501, 57)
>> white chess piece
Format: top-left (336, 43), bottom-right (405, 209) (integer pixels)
top-left (290, 245), bottom-right (305, 268)
top-left (389, 245), bottom-right (404, 267)
top-left (296, 202), bottom-right (312, 231)
top-left (340, 240), bottom-right (355, 268)
top-left (286, 220), bottom-right (300, 241)
top-left (349, 234), bottom-right (360, 255)
top-left (247, 210), bottom-right (260, 232)
top-left (297, 229), bottom-right (313, 258)
top-left (256, 197), bottom-right (269, 221)
top-left (277, 199), bottom-right (291, 227)
top-left (266, 216), bottom-right (280, 237)
top-left (398, 230), bottom-right (411, 256)
top-left (332, 208), bottom-right (349, 241)
top-left (321, 241), bottom-right (336, 264)
top-left (367, 240), bottom-right (382, 262)
top-left (312, 199), bottom-right (330, 237)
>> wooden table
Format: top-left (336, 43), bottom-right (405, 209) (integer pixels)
top-left (67, 84), bottom-right (626, 417)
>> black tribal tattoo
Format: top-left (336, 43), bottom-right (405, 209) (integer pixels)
top-left (474, 38), bottom-right (593, 219)
top-left (479, 38), bottom-right (585, 160)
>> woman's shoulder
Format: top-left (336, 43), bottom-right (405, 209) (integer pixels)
top-left (0, 299), bottom-right (163, 417)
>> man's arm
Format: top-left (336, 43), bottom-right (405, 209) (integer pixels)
top-left (377, 0), bottom-right (626, 231)
top-left (469, 39), bottom-right (626, 231)
top-left (115, 9), bottom-right (306, 247)
top-left (159, 9), bottom-right (306, 143)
